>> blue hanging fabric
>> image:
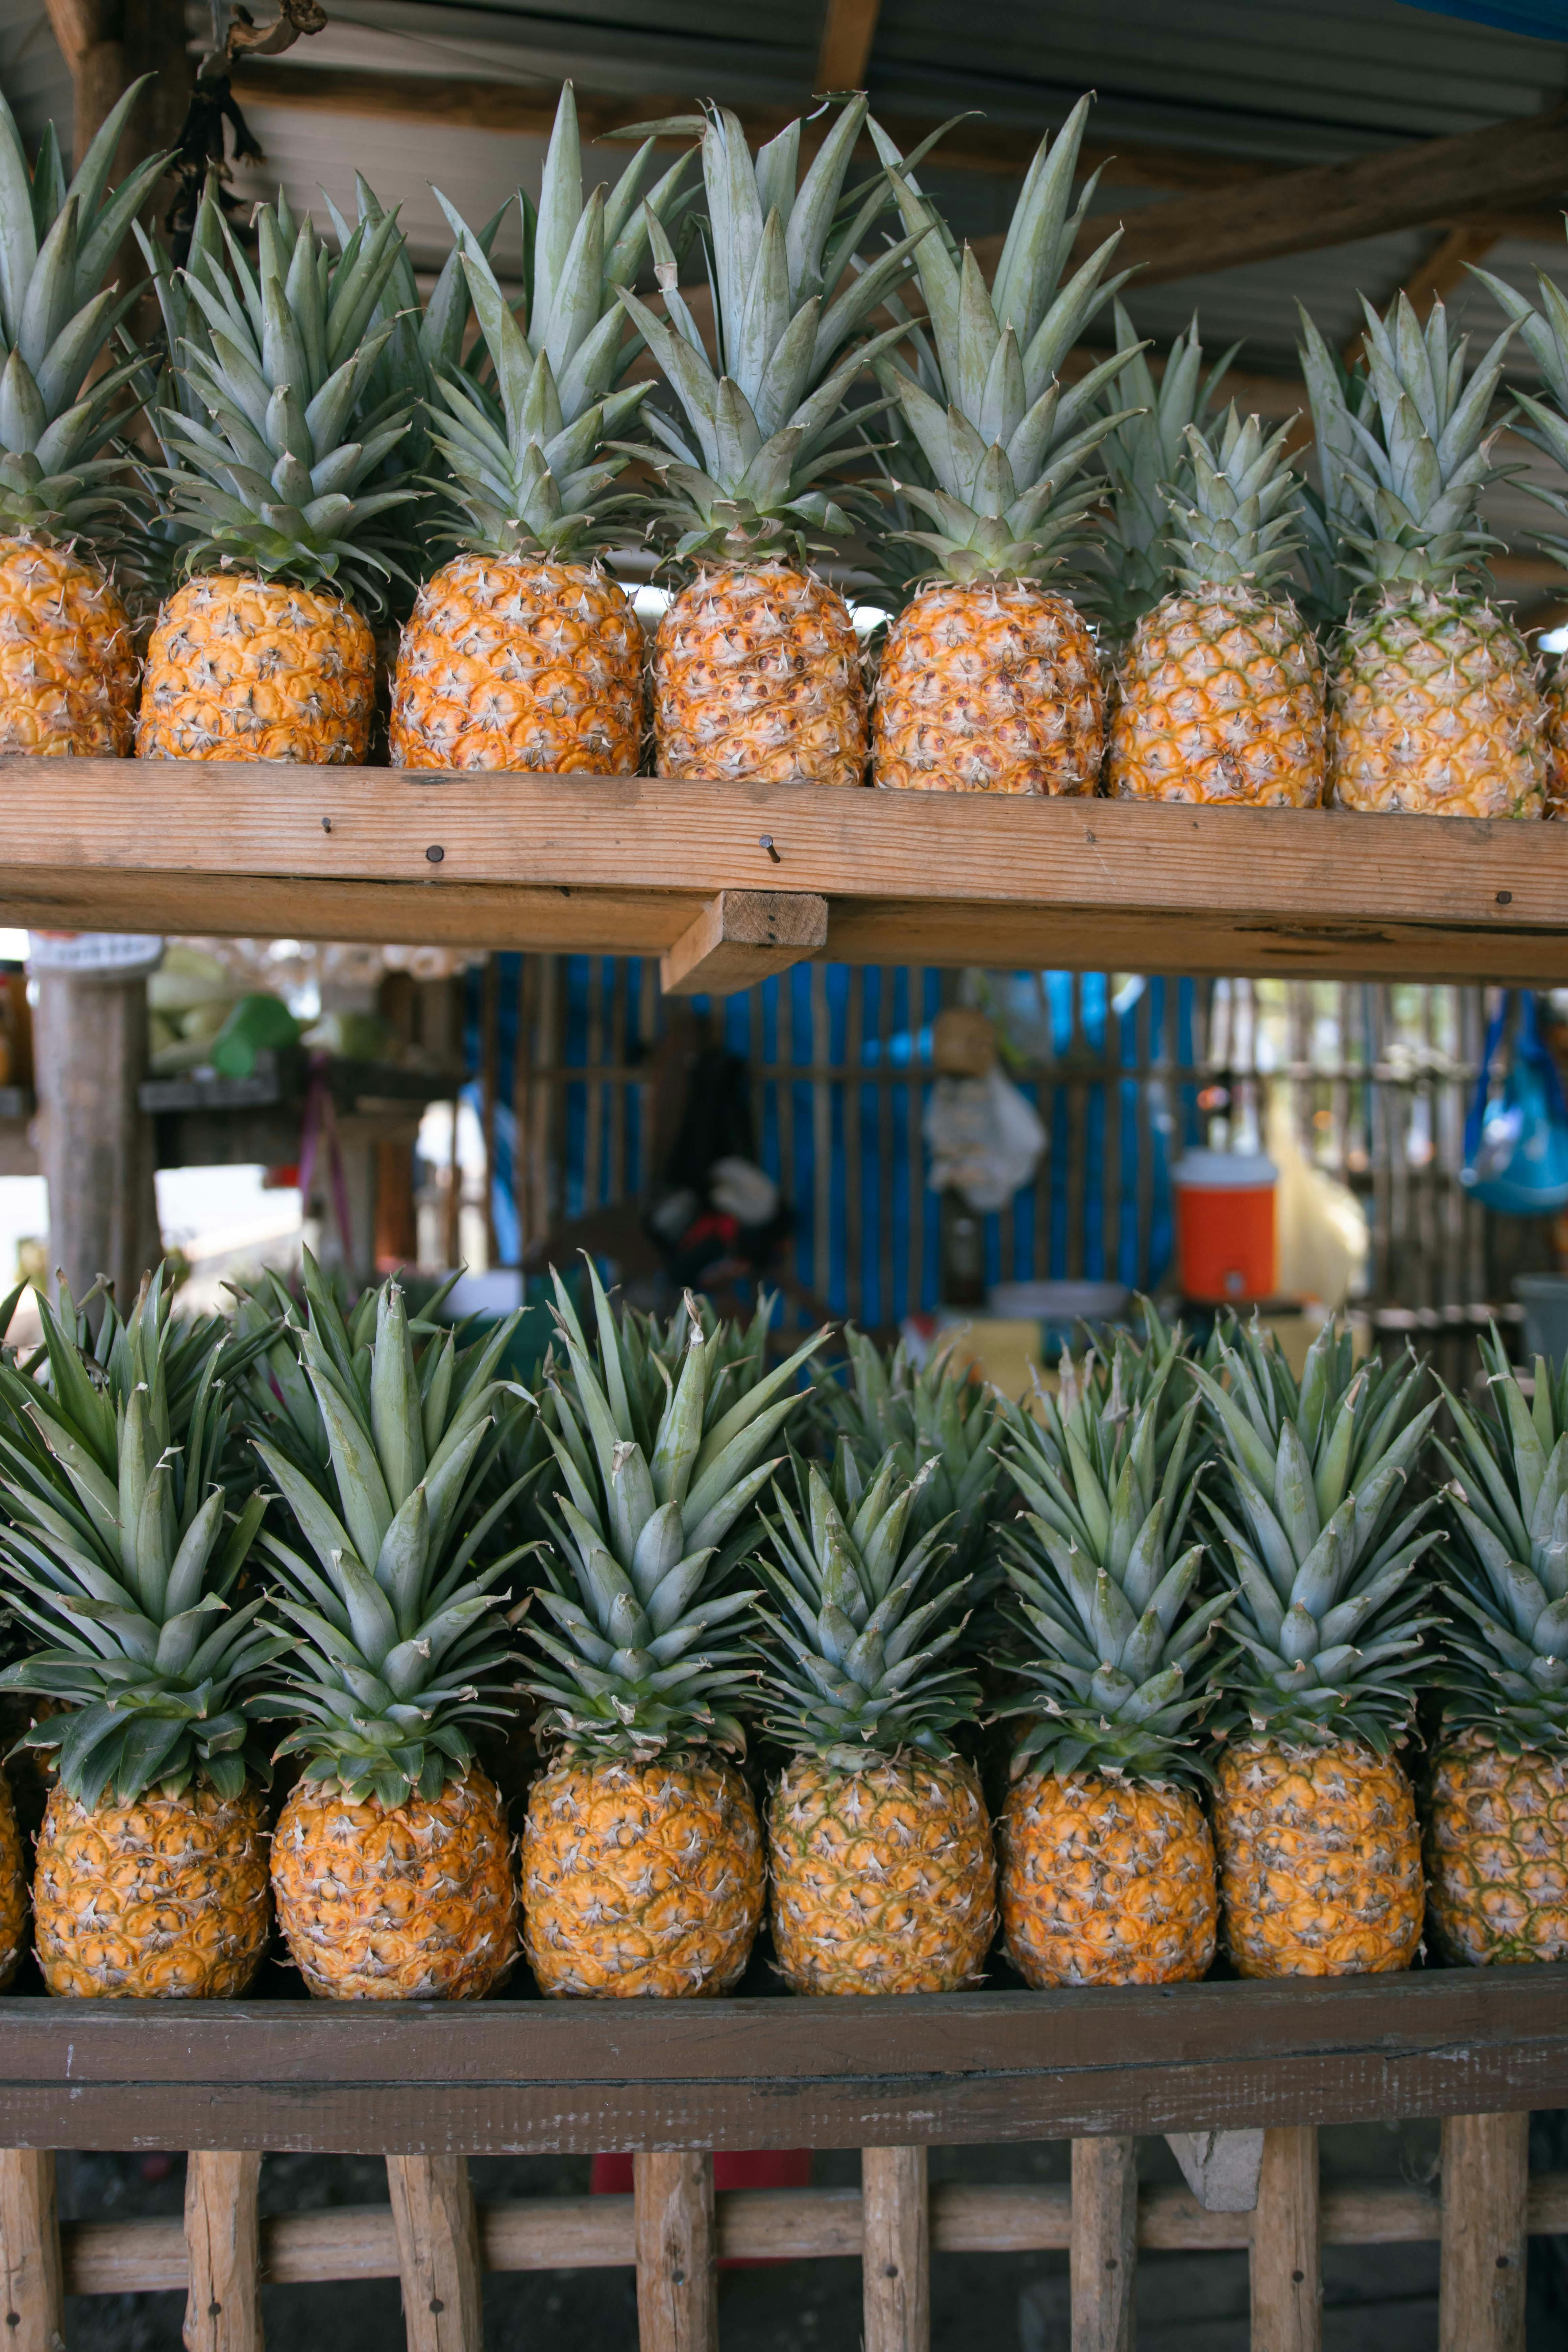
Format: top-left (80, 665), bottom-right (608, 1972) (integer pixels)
top-left (1462, 991), bottom-right (1568, 1214)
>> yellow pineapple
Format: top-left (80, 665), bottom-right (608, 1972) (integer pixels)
top-left (996, 1350), bottom-right (1226, 1986)
top-left (0, 87), bottom-right (167, 754)
top-left (137, 182), bottom-right (418, 763)
top-left (1195, 1316), bottom-right (1437, 1978)
top-left (1544, 657), bottom-right (1568, 816)
top-left (620, 99), bottom-right (925, 788)
top-left (1109, 408), bottom-right (1325, 805)
top-left (868, 98), bottom-right (1135, 793)
top-left (521, 1263), bottom-right (824, 1996)
top-left (0, 1770), bottom-right (25, 1990)
top-left (253, 1264), bottom-right (528, 1999)
top-left (0, 1269), bottom-right (278, 1998)
top-left (1422, 1330), bottom-right (1568, 1965)
top-left (757, 1448), bottom-right (995, 1995)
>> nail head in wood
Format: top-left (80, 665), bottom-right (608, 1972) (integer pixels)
top-left (660, 887), bottom-right (829, 996)
top-left (386, 2155), bottom-right (483, 2352)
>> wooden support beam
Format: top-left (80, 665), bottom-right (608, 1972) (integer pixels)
top-left (862, 2148), bottom-right (929, 2352)
top-left (1070, 2138), bottom-right (1137, 2352)
top-left (816, 0), bottom-right (881, 92)
top-left (0, 2152), bottom-right (64, 2352)
top-left (659, 887), bottom-right (829, 997)
top-left (1251, 2127), bottom-right (1321, 2352)
top-left (634, 2153), bottom-right (717, 2352)
top-left (1440, 2113), bottom-right (1529, 2352)
top-left (183, 2153), bottom-right (263, 2352)
top-left (386, 2157), bottom-right (483, 2352)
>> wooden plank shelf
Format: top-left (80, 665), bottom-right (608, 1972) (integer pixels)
top-left (0, 1965), bottom-right (1563, 2156)
top-left (2, 761), bottom-right (1566, 983)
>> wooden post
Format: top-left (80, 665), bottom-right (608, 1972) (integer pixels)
top-left (0, 2151), bottom-right (64, 2352)
top-left (43, 0), bottom-right (189, 169)
top-left (386, 2156), bottom-right (483, 2352)
top-left (1071, 2137), bottom-right (1137, 2352)
top-left (33, 970), bottom-right (162, 1309)
top-left (183, 2152), bottom-right (262, 2352)
top-left (1251, 2127), bottom-right (1321, 2352)
top-left (862, 2147), bottom-right (929, 2352)
top-left (1440, 2112), bottom-right (1529, 2352)
top-left (634, 2152), bottom-right (717, 2352)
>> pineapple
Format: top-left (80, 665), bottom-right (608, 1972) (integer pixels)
top-left (0, 1267), bottom-right (277, 1997)
top-left (137, 183), bottom-right (419, 763)
top-left (868, 97), bottom-right (1137, 794)
top-left (254, 1268), bottom-right (530, 1999)
top-left (392, 87), bottom-right (693, 773)
top-left (1302, 292), bottom-right (1546, 818)
top-left (1545, 662), bottom-right (1568, 817)
top-left (521, 1263), bottom-right (826, 1996)
top-left (1108, 406), bottom-right (1326, 806)
top-left (0, 82), bottom-right (169, 754)
top-left (619, 97), bottom-right (926, 788)
top-left (757, 1445), bottom-right (995, 1995)
top-left (1424, 1332), bottom-right (1568, 1964)
top-left (1193, 1317), bottom-right (1439, 1977)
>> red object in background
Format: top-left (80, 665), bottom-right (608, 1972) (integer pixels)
top-left (1172, 1150), bottom-right (1278, 1303)
top-left (591, 2150), bottom-right (812, 2266)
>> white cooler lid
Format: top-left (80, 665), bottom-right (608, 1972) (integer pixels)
top-left (1172, 1150), bottom-right (1278, 1189)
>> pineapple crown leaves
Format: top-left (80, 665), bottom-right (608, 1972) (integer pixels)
top-left (1193, 1314), bottom-right (1442, 1750)
top-left (1294, 310), bottom-right (1375, 633)
top-left (997, 1377), bottom-right (1230, 1788)
top-left (1302, 290), bottom-right (1511, 599)
top-left (249, 1264), bottom-right (534, 1807)
top-left (0, 78), bottom-right (173, 542)
top-left (524, 1256), bottom-right (828, 1757)
top-left (865, 95), bottom-right (1144, 585)
top-left (157, 184), bottom-right (422, 612)
top-left (753, 1440), bottom-right (980, 1764)
top-left (1429, 1326), bottom-right (1568, 1754)
top-left (0, 1273), bottom-right (281, 1807)
top-left (616, 95), bottom-right (934, 562)
top-left (1164, 405), bottom-right (1307, 598)
top-left (1466, 247), bottom-right (1568, 584)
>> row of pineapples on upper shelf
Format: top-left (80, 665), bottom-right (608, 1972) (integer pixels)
top-left (6, 75), bottom-right (1568, 815)
top-left (0, 1251), bottom-right (1556, 2006)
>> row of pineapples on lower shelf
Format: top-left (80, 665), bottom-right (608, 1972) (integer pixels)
top-left (0, 1250), bottom-right (1554, 2005)
top-left (7, 78), bottom-right (1568, 817)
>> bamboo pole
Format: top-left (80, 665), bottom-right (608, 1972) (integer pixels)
top-left (1250, 2127), bottom-right (1321, 2352)
top-left (183, 2152), bottom-right (262, 2352)
top-left (633, 2153), bottom-right (717, 2352)
top-left (1440, 2113), bottom-right (1529, 2352)
top-left (386, 2157), bottom-right (483, 2352)
top-left (1071, 2138), bottom-right (1137, 2352)
top-left (862, 2148), bottom-right (929, 2352)
top-left (0, 2151), bottom-right (64, 2352)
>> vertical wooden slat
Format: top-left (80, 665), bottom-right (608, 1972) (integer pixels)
top-left (536, 954), bottom-right (560, 1240)
top-left (512, 956), bottom-right (536, 1264)
top-left (1250, 2126), bottom-right (1321, 2352)
top-left (609, 956), bottom-right (628, 1206)
top-left (862, 2146), bottom-right (929, 2352)
top-left (846, 966), bottom-right (864, 1325)
top-left (1102, 984), bottom-right (1123, 1289)
top-left (0, 2151), bottom-right (63, 2352)
top-left (386, 2156), bottom-right (483, 2352)
top-left (1134, 980), bottom-right (1155, 1288)
top-left (1439, 2112), bottom-right (1529, 2352)
top-left (1070, 2136), bottom-right (1136, 2352)
top-left (907, 971), bottom-right (927, 1319)
top-left (584, 957), bottom-right (605, 1212)
top-left (877, 972), bottom-right (896, 1328)
top-left (479, 953), bottom-right (499, 1271)
top-left (1064, 973), bottom-right (1086, 1281)
top-left (634, 2152), bottom-right (717, 2352)
top-left (183, 2151), bottom-right (262, 2352)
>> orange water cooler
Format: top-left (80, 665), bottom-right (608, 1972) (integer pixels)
top-left (1172, 1150), bottom-right (1278, 1303)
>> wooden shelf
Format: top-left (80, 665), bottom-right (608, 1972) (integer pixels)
top-left (0, 1964), bottom-right (1562, 2155)
top-left (2, 761), bottom-right (1566, 982)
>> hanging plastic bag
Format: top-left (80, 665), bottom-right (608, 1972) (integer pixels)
top-left (924, 1069), bottom-right (1046, 1212)
top-left (1462, 991), bottom-right (1568, 1215)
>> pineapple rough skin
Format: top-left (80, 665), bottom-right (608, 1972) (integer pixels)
top-left (137, 575), bottom-right (376, 764)
top-left (1544, 658), bottom-right (1568, 818)
top-left (35, 1783), bottom-right (269, 1999)
top-left (522, 1753), bottom-right (763, 1998)
top-left (392, 556), bottom-right (643, 773)
top-left (1424, 1729), bottom-right (1568, 1966)
top-left (1214, 1738), bottom-right (1423, 1978)
top-left (0, 539), bottom-right (136, 757)
top-left (0, 1770), bottom-right (26, 1991)
top-left (999, 1768), bottom-right (1216, 1988)
top-left (874, 582), bottom-right (1103, 795)
top-left (767, 1753), bottom-right (996, 1995)
top-left (272, 1771), bottom-right (517, 2001)
top-left (1109, 585), bottom-right (1325, 806)
top-left (1330, 588), bottom-right (1547, 819)
top-left (654, 564), bottom-right (866, 789)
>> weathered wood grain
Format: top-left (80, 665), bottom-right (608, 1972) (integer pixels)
top-left (1, 765), bottom-right (1565, 982)
top-left (863, 2149), bottom-right (929, 2352)
top-left (660, 889), bottom-right (830, 996)
top-left (1251, 2127), bottom-right (1321, 2352)
top-left (386, 2156), bottom-right (483, 2352)
top-left (634, 2153), bottom-right (716, 2352)
top-left (1071, 2138), bottom-right (1136, 2352)
top-left (0, 2151), bottom-right (63, 2352)
top-left (1440, 2113), bottom-right (1529, 2352)
top-left (183, 2152), bottom-right (262, 2352)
